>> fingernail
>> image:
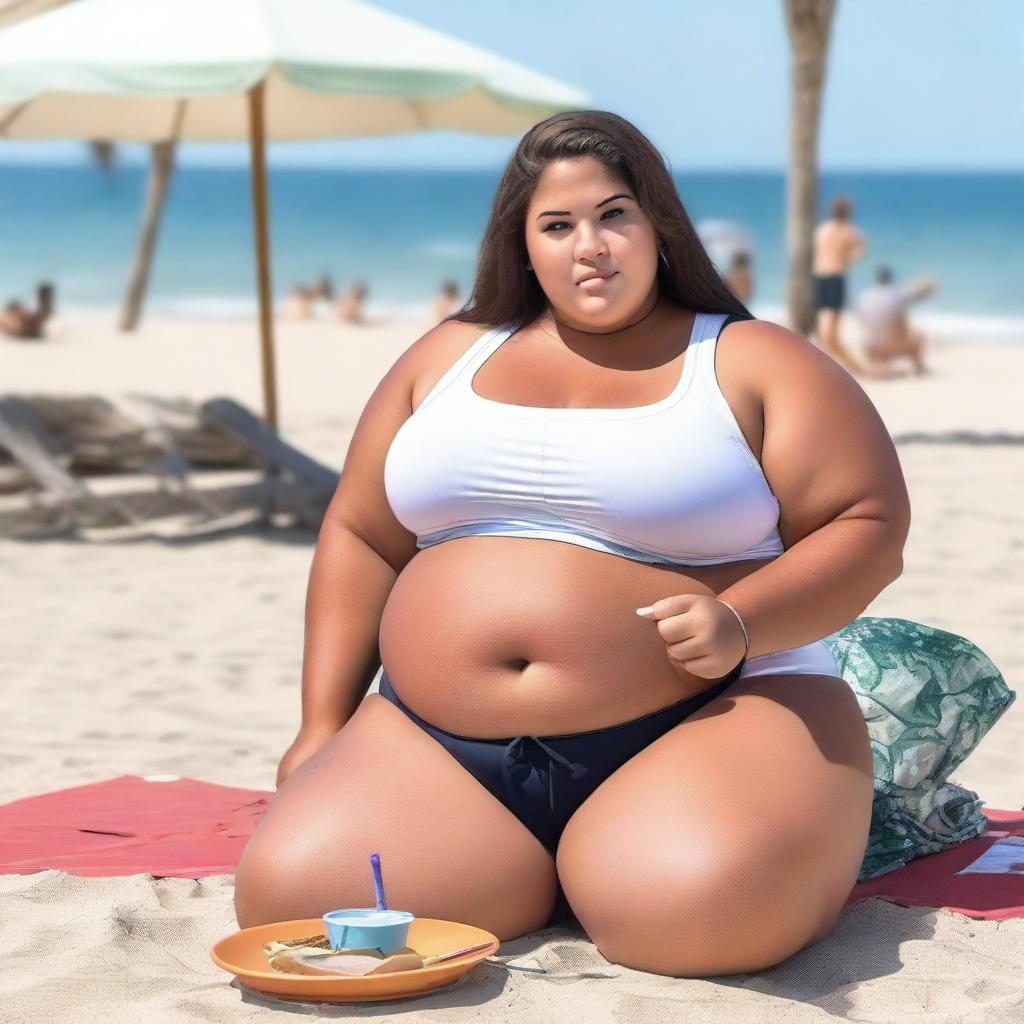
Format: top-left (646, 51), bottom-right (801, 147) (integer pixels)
top-left (636, 606), bottom-right (654, 617)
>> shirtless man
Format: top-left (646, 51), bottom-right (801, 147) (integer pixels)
top-left (812, 196), bottom-right (867, 376)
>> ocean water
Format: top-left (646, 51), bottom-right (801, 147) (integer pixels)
top-left (0, 164), bottom-right (1021, 323)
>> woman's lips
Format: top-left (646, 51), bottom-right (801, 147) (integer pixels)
top-left (578, 272), bottom-right (617, 287)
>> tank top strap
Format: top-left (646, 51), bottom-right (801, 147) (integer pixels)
top-left (416, 322), bottom-right (514, 414)
top-left (688, 311), bottom-right (752, 383)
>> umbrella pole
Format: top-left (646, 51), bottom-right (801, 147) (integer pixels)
top-left (247, 80), bottom-right (279, 430)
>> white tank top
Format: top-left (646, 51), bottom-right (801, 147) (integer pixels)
top-left (384, 311), bottom-right (784, 566)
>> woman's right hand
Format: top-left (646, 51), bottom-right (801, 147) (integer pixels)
top-left (275, 721), bottom-right (342, 789)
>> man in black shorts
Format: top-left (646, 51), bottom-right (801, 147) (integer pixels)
top-left (812, 196), bottom-right (867, 376)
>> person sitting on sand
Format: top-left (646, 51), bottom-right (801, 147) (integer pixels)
top-left (0, 282), bottom-right (55, 340)
top-left (431, 279), bottom-right (462, 324)
top-left (235, 110), bottom-right (908, 979)
top-left (309, 274), bottom-right (335, 320)
top-left (282, 283), bottom-right (313, 320)
top-left (336, 280), bottom-right (368, 324)
top-left (855, 267), bottom-right (936, 378)
top-left (724, 251), bottom-right (754, 303)
top-left (813, 195), bottom-right (867, 376)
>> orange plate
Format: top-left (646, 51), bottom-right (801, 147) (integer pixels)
top-left (210, 917), bottom-right (501, 1004)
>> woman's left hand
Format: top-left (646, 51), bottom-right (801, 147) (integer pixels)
top-left (636, 594), bottom-right (747, 679)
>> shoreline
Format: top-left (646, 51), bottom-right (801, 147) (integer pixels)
top-left (32, 302), bottom-right (1024, 346)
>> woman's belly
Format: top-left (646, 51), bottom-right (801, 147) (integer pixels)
top-left (378, 536), bottom-right (775, 737)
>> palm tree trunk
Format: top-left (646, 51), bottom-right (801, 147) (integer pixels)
top-left (118, 101), bottom-right (186, 332)
top-left (783, 0), bottom-right (837, 337)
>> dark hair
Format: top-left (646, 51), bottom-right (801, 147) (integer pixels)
top-left (447, 110), bottom-right (752, 331)
top-left (830, 195), bottom-right (853, 221)
top-left (876, 266), bottom-right (894, 284)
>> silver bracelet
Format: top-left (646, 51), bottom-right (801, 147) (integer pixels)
top-left (717, 599), bottom-right (750, 659)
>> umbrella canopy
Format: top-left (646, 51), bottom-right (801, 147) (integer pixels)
top-left (0, 0), bottom-right (589, 427)
top-left (0, 0), bottom-right (588, 139)
top-left (0, 0), bottom-right (69, 30)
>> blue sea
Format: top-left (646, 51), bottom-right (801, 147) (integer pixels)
top-left (1, 165), bottom-right (1021, 322)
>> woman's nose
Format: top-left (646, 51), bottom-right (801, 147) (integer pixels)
top-left (575, 227), bottom-right (607, 262)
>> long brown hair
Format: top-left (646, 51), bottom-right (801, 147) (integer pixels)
top-left (449, 110), bottom-right (752, 332)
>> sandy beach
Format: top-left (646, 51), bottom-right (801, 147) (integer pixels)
top-left (2, 309), bottom-right (1022, 1021)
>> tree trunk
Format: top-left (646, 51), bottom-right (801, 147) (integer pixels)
top-left (118, 101), bottom-right (186, 333)
top-left (783, 0), bottom-right (837, 337)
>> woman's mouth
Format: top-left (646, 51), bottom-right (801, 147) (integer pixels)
top-left (578, 272), bottom-right (618, 288)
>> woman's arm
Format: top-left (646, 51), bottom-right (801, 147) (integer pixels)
top-left (714, 320), bottom-right (911, 657)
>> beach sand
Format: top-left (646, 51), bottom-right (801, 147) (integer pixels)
top-left (2, 310), bottom-right (1022, 1021)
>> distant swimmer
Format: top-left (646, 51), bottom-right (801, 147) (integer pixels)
top-left (855, 267), bottom-right (937, 378)
top-left (813, 195), bottom-right (867, 376)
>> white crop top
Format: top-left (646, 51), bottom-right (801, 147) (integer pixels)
top-left (383, 311), bottom-right (784, 567)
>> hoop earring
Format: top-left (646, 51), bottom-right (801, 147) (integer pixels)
top-left (658, 248), bottom-right (670, 268)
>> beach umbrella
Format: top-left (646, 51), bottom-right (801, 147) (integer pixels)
top-left (0, 0), bottom-right (589, 427)
top-left (0, 0), bottom-right (70, 30)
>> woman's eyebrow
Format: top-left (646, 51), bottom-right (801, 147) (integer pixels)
top-left (535, 193), bottom-right (633, 220)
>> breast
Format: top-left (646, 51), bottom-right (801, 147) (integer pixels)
top-left (384, 395), bottom-right (780, 564)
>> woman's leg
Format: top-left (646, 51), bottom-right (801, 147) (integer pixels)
top-left (234, 693), bottom-right (560, 940)
top-left (555, 670), bottom-right (873, 976)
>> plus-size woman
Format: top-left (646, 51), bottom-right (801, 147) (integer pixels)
top-left (233, 111), bottom-right (910, 978)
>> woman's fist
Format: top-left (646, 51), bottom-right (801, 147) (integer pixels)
top-left (636, 594), bottom-right (747, 679)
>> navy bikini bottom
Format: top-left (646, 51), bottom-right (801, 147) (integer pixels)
top-left (377, 658), bottom-right (747, 928)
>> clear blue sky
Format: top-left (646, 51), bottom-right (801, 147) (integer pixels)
top-left (1, 0), bottom-right (1021, 169)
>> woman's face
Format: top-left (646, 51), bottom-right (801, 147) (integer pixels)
top-left (524, 156), bottom-right (660, 330)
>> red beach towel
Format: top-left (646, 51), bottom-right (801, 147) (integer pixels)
top-left (0, 776), bottom-right (1021, 921)
top-left (0, 775), bottom-right (268, 877)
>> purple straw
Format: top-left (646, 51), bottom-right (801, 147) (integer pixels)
top-left (369, 852), bottom-right (387, 911)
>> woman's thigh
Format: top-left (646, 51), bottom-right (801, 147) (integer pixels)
top-left (234, 694), bottom-right (559, 940)
top-left (555, 672), bottom-right (874, 977)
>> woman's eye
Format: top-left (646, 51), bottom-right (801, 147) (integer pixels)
top-left (543, 208), bottom-right (624, 232)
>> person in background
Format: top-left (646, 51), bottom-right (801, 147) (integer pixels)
top-left (812, 195), bottom-right (867, 376)
top-left (724, 251), bottom-right (754, 304)
top-left (0, 281), bottom-right (55, 340)
top-left (309, 274), bottom-right (335, 320)
top-left (336, 280), bottom-right (368, 324)
top-left (855, 267), bottom-right (936, 378)
top-left (282, 283), bottom-right (312, 320)
top-left (431, 279), bottom-right (461, 323)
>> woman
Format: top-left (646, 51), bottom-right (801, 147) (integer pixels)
top-left (234, 111), bottom-right (910, 978)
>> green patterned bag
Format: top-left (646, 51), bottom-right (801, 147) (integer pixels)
top-left (822, 616), bottom-right (1016, 881)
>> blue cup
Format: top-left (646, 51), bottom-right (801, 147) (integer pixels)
top-left (322, 908), bottom-right (415, 954)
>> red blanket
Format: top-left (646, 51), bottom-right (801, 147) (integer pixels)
top-left (1, 776), bottom-right (1020, 921)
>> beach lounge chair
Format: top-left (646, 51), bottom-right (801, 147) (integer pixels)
top-left (0, 395), bottom-right (144, 537)
top-left (0, 396), bottom-right (261, 539)
top-left (200, 397), bottom-right (339, 529)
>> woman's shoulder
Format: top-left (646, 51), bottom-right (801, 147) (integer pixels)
top-left (404, 318), bottom-right (501, 412)
top-left (716, 316), bottom-right (861, 401)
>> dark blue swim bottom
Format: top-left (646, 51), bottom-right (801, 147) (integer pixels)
top-left (377, 658), bottom-right (746, 928)
top-left (814, 273), bottom-right (846, 311)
